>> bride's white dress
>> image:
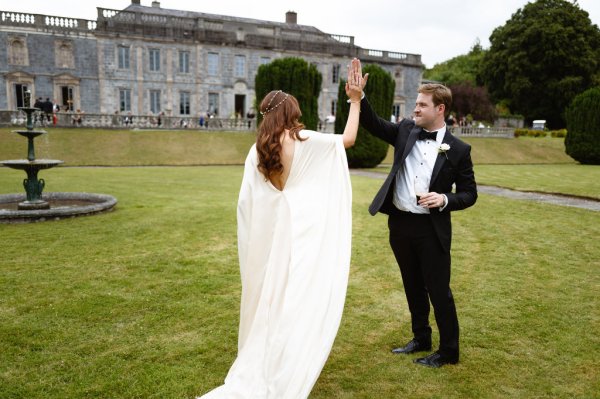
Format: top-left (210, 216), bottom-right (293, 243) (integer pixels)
top-left (199, 130), bottom-right (352, 399)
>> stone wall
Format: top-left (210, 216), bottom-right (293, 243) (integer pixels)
top-left (1, 5), bottom-right (423, 123)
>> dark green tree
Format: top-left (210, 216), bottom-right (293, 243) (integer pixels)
top-left (424, 40), bottom-right (486, 86)
top-left (564, 86), bottom-right (600, 164)
top-left (480, 0), bottom-right (600, 128)
top-left (334, 64), bottom-right (394, 168)
top-left (254, 57), bottom-right (322, 129)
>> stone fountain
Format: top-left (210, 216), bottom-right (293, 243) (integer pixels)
top-left (1, 97), bottom-right (117, 223)
top-left (2, 105), bottom-right (63, 210)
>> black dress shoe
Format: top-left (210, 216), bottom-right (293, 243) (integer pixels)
top-left (414, 351), bottom-right (458, 368)
top-left (391, 339), bottom-right (432, 354)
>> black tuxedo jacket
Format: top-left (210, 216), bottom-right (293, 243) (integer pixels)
top-left (359, 97), bottom-right (477, 252)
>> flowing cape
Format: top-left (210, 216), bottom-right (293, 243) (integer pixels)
top-left (200, 130), bottom-right (352, 398)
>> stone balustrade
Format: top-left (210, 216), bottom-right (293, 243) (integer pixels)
top-left (449, 126), bottom-right (515, 138)
top-left (0, 11), bottom-right (96, 32)
top-left (95, 7), bottom-right (422, 66)
top-left (0, 110), bottom-right (514, 137)
top-left (0, 110), bottom-right (257, 131)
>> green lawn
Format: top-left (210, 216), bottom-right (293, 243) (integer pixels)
top-left (0, 128), bottom-right (256, 166)
top-left (2, 128), bottom-right (573, 167)
top-left (1, 166), bottom-right (598, 398)
top-left (381, 136), bottom-right (574, 165)
top-left (475, 164), bottom-right (600, 199)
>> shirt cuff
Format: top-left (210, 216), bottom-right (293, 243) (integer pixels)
top-left (439, 194), bottom-right (448, 211)
top-left (346, 93), bottom-right (365, 103)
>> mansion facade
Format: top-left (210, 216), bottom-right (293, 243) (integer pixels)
top-left (0, 0), bottom-right (423, 123)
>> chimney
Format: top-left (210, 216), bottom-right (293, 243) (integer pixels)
top-left (152, 1), bottom-right (160, 7)
top-left (285, 11), bottom-right (297, 24)
top-left (131, 0), bottom-right (140, 4)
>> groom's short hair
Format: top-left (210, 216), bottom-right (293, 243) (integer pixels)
top-left (418, 84), bottom-right (452, 116)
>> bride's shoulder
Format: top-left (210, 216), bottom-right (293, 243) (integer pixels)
top-left (299, 129), bottom-right (338, 143)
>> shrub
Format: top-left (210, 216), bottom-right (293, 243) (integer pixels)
top-left (514, 128), bottom-right (567, 138)
top-left (565, 87), bottom-right (600, 164)
top-left (254, 58), bottom-right (322, 130)
top-left (334, 64), bottom-right (394, 168)
top-left (551, 129), bottom-right (567, 138)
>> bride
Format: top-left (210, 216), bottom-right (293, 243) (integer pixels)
top-left (198, 59), bottom-right (365, 399)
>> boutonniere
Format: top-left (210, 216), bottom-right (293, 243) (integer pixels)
top-left (438, 143), bottom-right (451, 159)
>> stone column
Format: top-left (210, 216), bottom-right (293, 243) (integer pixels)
top-left (97, 39), bottom-right (106, 113)
top-left (166, 48), bottom-right (173, 114)
top-left (136, 46), bottom-right (144, 115)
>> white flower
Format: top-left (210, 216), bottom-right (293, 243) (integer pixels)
top-left (438, 143), bottom-right (450, 159)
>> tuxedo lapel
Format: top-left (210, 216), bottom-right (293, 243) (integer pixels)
top-left (430, 132), bottom-right (454, 185)
top-left (400, 126), bottom-right (421, 164)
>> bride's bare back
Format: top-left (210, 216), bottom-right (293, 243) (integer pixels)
top-left (269, 131), bottom-right (295, 191)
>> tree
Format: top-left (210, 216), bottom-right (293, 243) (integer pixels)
top-left (334, 64), bottom-right (394, 168)
top-left (254, 57), bottom-right (322, 129)
top-left (423, 40), bottom-right (486, 86)
top-left (449, 82), bottom-right (496, 123)
top-left (564, 86), bottom-right (600, 164)
top-left (480, 0), bottom-right (600, 129)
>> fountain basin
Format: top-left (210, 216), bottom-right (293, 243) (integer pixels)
top-left (2, 159), bottom-right (64, 170)
top-left (0, 192), bottom-right (117, 223)
top-left (14, 130), bottom-right (46, 139)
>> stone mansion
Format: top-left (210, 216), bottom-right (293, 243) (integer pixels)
top-left (0, 0), bottom-right (423, 123)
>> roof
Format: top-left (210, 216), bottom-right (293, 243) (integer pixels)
top-left (122, 4), bottom-right (328, 35)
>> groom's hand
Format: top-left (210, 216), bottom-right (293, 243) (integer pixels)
top-left (418, 192), bottom-right (445, 208)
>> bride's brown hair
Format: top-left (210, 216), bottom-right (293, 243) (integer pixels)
top-left (256, 90), bottom-right (306, 181)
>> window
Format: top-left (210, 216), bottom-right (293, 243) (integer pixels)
top-left (332, 64), bottom-right (340, 84)
top-left (392, 103), bottom-right (405, 120)
top-left (208, 92), bottom-right (219, 116)
top-left (207, 52), bottom-right (219, 76)
top-left (61, 86), bottom-right (74, 111)
top-left (260, 56), bottom-right (271, 65)
top-left (149, 49), bottom-right (160, 71)
top-left (331, 100), bottom-right (337, 117)
top-left (15, 84), bottom-right (29, 108)
top-left (119, 89), bottom-right (131, 112)
top-left (150, 90), bottom-right (161, 114)
top-left (118, 46), bottom-right (130, 69)
top-left (179, 51), bottom-right (190, 73)
top-left (8, 38), bottom-right (28, 66)
top-left (180, 91), bottom-right (191, 115)
top-left (234, 55), bottom-right (246, 78)
top-left (55, 41), bottom-right (74, 69)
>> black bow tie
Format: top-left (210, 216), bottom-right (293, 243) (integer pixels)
top-left (418, 130), bottom-right (438, 141)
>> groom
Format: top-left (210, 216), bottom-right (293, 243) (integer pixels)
top-left (352, 60), bottom-right (477, 367)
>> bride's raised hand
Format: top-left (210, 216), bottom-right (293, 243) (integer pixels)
top-left (345, 58), bottom-right (365, 100)
top-left (351, 58), bottom-right (368, 91)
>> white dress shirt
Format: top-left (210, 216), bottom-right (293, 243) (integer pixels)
top-left (393, 126), bottom-right (447, 214)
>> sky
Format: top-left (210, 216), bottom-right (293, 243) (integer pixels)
top-left (3, 0), bottom-right (600, 68)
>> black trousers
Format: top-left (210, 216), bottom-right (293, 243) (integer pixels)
top-left (387, 210), bottom-right (459, 360)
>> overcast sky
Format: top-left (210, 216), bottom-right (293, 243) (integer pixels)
top-left (3, 0), bottom-right (599, 68)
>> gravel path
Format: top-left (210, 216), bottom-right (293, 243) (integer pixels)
top-left (350, 170), bottom-right (600, 212)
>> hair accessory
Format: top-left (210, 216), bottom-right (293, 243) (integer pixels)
top-left (260, 90), bottom-right (289, 116)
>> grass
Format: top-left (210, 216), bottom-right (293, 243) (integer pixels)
top-left (0, 128), bottom-right (256, 166)
top-left (2, 128), bottom-right (573, 167)
top-left (1, 166), bottom-right (599, 398)
top-left (475, 164), bottom-right (600, 199)
top-left (381, 136), bottom-right (575, 165)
